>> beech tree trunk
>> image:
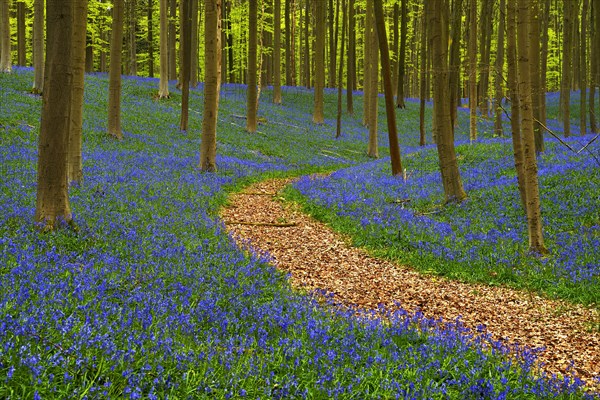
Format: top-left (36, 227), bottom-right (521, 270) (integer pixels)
top-left (246, 0), bottom-right (258, 132)
top-left (396, 0), bottom-right (407, 109)
top-left (108, 0), bottom-right (124, 140)
top-left (346, 0), bottom-right (354, 113)
top-left (304, 0), bottom-right (311, 88)
top-left (285, 0), bottom-right (292, 85)
top-left (516, 0), bottom-right (547, 254)
top-left (69, 0), bottom-right (88, 184)
top-left (429, 0), bottom-right (466, 203)
top-left (190, 0), bottom-right (199, 87)
top-left (180, 0), bottom-right (192, 131)
top-left (530, 0), bottom-right (543, 152)
top-left (200, 0), bottom-right (221, 172)
top-left (468, 0), bottom-right (477, 141)
top-left (36, 0), bottom-right (75, 229)
top-left (493, 0), bottom-right (505, 137)
top-left (591, 0), bottom-right (599, 133)
top-left (158, 0), bottom-right (170, 98)
top-left (32, 0), bottom-right (44, 93)
top-left (0, 0), bottom-right (11, 73)
top-left (560, 0), bottom-right (574, 137)
top-left (448, 0), bottom-right (462, 126)
top-left (419, 2), bottom-right (427, 146)
top-left (148, 0), bottom-right (154, 77)
top-left (366, 0), bottom-right (379, 158)
top-left (374, 0), bottom-right (402, 176)
top-left (336, 0), bottom-right (346, 138)
top-left (539, 0), bottom-right (550, 129)
top-left (168, 0), bottom-right (177, 80)
top-left (313, 0), bottom-right (326, 124)
top-left (273, 0), bottom-right (282, 104)
top-left (17, 1), bottom-right (26, 66)
top-left (580, 0), bottom-right (588, 135)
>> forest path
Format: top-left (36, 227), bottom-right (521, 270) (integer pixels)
top-left (220, 177), bottom-right (599, 389)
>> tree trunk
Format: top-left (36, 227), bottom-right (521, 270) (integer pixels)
top-left (392, 2), bottom-right (399, 98)
top-left (346, 0), bottom-right (354, 113)
top-left (148, 0), bottom-right (154, 77)
top-left (17, 1), bottom-right (25, 66)
top-left (273, 0), bottom-right (282, 104)
top-left (220, 0), bottom-right (228, 83)
top-left (32, 0), bottom-right (44, 93)
top-left (493, 0), bottom-right (505, 137)
top-left (159, 0), bottom-right (170, 98)
top-left (580, 0), bottom-right (588, 135)
top-left (0, 0), bottom-right (11, 72)
top-left (506, 0), bottom-right (527, 211)
top-left (468, 0), bottom-right (477, 140)
top-left (190, 0), bottom-right (199, 87)
top-left (366, 0), bottom-right (378, 158)
top-left (477, 0), bottom-right (493, 117)
top-left (374, 0), bottom-right (402, 176)
top-left (108, 0), bottom-right (124, 140)
top-left (328, 0), bottom-right (336, 88)
top-left (591, 0), bottom-right (599, 133)
top-left (336, 0), bottom-right (346, 138)
top-left (285, 0), bottom-right (292, 85)
top-left (68, 0), bottom-right (88, 185)
top-left (516, 0), bottom-right (547, 254)
top-left (560, 0), bottom-right (574, 137)
top-left (128, 0), bottom-right (137, 76)
top-left (168, 0), bottom-right (177, 80)
top-left (200, 0), bottom-right (221, 172)
top-left (363, 2), bottom-right (371, 127)
top-left (448, 0), bottom-right (462, 126)
top-left (430, 0), bottom-right (466, 203)
top-left (247, 0), bottom-right (258, 132)
top-left (35, 0), bottom-right (75, 229)
top-left (396, 0), bottom-right (407, 109)
top-left (304, 0), bottom-right (311, 88)
top-left (530, 0), bottom-right (543, 152)
top-left (539, 0), bottom-right (550, 129)
top-left (180, 0), bottom-right (192, 131)
top-left (419, 2), bottom-right (427, 146)
top-left (313, 0), bottom-right (326, 124)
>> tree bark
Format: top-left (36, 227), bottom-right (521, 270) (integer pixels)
top-left (108, 0), bottom-right (124, 140)
top-left (336, 0), bottom-right (346, 138)
top-left (128, 0), bottom-right (137, 76)
top-left (396, 0), bottom-right (407, 109)
top-left (560, 0), bottom-right (574, 137)
top-left (0, 0), bottom-right (11, 72)
top-left (419, 2), bottom-right (427, 146)
top-left (304, 0), bottom-right (311, 88)
top-left (591, 0), bottom-right (599, 133)
top-left (158, 0), bottom-right (170, 98)
top-left (516, 0), bottom-right (547, 254)
top-left (328, 0), bottom-right (336, 88)
top-left (530, 0), bottom-right (543, 152)
top-left (17, 1), bottom-right (26, 66)
top-left (493, 0), bottom-right (505, 137)
top-left (168, 0), bottom-right (177, 80)
top-left (246, 0), bottom-right (258, 132)
top-left (539, 0), bottom-right (550, 129)
top-left (580, 0), bottom-right (588, 135)
top-left (477, 0), bottom-right (493, 117)
top-left (285, 0), bottom-right (292, 85)
top-left (148, 0), bottom-right (154, 77)
top-left (32, 0), bottom-right (44, 93)
top-left (180, 0), bottom-right (192, 131)
top-left (273, 0), bottom-right (282, 104)
top-left (367, 0), bottom-right (379, 158)
top-left (35, 0), bottom-right (75, 229)
top-left (68, 0), bottom-right (88, 184)
top-left (448, 0), bottom-right (462, 126)
top-left (313, 0), bottom-right (326, 124)
top-left (373, 0), bottom-right (402, 176)
top-left (430, 0), bottom-right (466, 203)
top-left (190, 0), bottom-right (199, 87)
top-left (346, 0), bottom-right (354, 113)
top-left (200, 0), bottom-right (221, 172)
top-left (468, 0), bottom-right (477, 140)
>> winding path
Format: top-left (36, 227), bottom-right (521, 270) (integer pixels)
top-left (221, 177), bottom-right (600, 390)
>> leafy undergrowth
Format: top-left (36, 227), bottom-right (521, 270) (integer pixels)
top-left (0, 68), bottom-right (596, 398)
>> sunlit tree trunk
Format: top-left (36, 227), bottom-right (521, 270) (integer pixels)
top-left (539, 0), bottom-right (550, 129)
top-left (374, 0), bottom-right (402, 176)
top-left (328, 0), bottom-right (336, 88)
top-left (108, 0), bottom-right (124, 140)
top-left (158, 0), bottom-right (170, 97)
top-left (273, 0), bottom-right (282, 104)
top-left (168, 0), bottom-right (177, 80)
top-left (506, 0), bottom-right (527, 211)
top-left (148, 0), bottom-right (154, 77)
top-left (68, 0), bottom-right (88, 184)
top-left (190, 0), bottom-right (199, 87)
top-left (336, 0), bottom-right (346, 138)
top-left (560, 0), bottom-right (574, 137)
top-left (580, 0), bottom-right (588, 135)
top-left (16, 1), bottom-right (25, 66)
top-left (285, 0), bottom-right (292, 85)
top-left (127, 0), bottom-right (137, 76)
top-left (430, 0), bottom-right (466, 203)
top-left (419, 2), bottom-right (427, 146)
top-left (313, 0), bottom-right (325, 124)
top-left (36, 0), bottom-right (75, 229)
top-left (0, 0), bottom-right (11, 73)
top-left (366, 0), bottom-right (378, 158)
top-left (396, 0), bottom-right (407, 109)
top-left (304, 0), bottom-right (311, 88)
top-left (32, 0), bottom-right (44, 93)
top-left (346, 0), bottom-right (354, 114)
top-left (363, 3), bottom-right (371, 127)
top-left (591, 0), bottom-right (599, 133)
top-left (200, 0), bottom-right (221, 172)
top-left (493, 0), bottom-right (505, 137)
top-left (392, 2), bottom-right (399, 98)
top-left (180, 0), bottom-right (192, 131)
top-left (516, 0), bottom-right (547, 254)
top-left (478, 0), bottom-right (493, 117)
top-left (530, 0), bottom-right (543, 152)
top-left (448, 0), bottom-right (462, 126)
top-left (247, 0), bottom-right (258, 132)
top-left (468, 0), bottom-right (477, 140)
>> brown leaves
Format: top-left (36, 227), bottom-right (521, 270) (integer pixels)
top-left (221, 178), bottom-right (600, 391)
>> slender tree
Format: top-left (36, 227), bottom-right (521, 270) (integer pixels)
top-left (69, 0), bottom-right (88, 184)
top-left (373, 0), bottom-right (402, 176)
top-left (148, 0), bottom-right (154, 77)
top-left (418, 2), bottom-right (427, 146)
top-left (190, 0), bottom-right (199, 87)
top-left (530, 0), bottom-right (543, 152)
top-left (346, 0), bottom-right (354, 114)
top-left (304, 0), bottom-right (311, 88)
top-left (273, 0), bottom-right (282, 104)
top-left (448, 0), bottom-right (463, 126)
top-left (127, 0), bottom-right (137, 76)
top-left (493, 0), bottom-right (506, 137)
top-left (336, 0), bottom-right (346, 138)
top-left (313, 0), bottom-right (326, 124)
top-left (366, 0), bottom-right (379, 158)
top-left (477, 0), bottom-right (494, 117)
top-left (247, 0), bottom-right (258, 132)
top-left (328, 0), bottom-right (336, 88)
top-left (468, 0), bottom-right (477, 141)
top-left (580, 0), bottom-right (588, 135)
top-left (285, 0), bottom-right (292, 85)
top-left (200, 0), bottom-right (221, 172)
top-left (591, 0), bottom-right (599, 133)
top-left (35, 0), bottom-right (76, 229)
top-left (180, 0), bottom-right (192, 131)
top-left (516, 0), bottom-right (547, 254)
top-left (539, 0), bottom-right (550, 129)
top-left (168, 0), bottom-right (177, 80)
top-left (16, 1), bottom-right (25, 66)
top-left (32, 0), bottom-right (45, 93)
top-left (158, 0), bottom-right (170, 98)
top-left (0, 0), bottom-right (11, 73)
top-left (108, 0), bottom-right (124, 140)
top-left (560, 0), bottom-right (575, 137)
top-left (396, 0), bottom-right (407, 109)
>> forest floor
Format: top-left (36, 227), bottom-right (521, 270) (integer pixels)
top-left (222, 177), bottom-right (600, 391)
